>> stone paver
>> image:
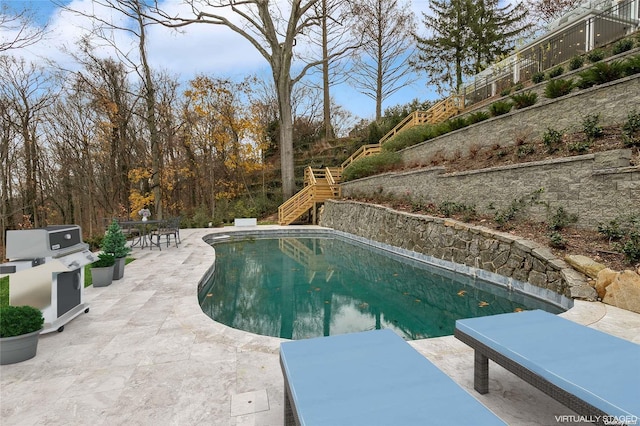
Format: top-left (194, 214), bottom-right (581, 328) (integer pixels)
top-left (1, 226), bottom-right (639, 425)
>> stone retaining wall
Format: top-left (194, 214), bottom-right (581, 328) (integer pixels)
top-left (341, 149), bottom-right (639, 228)
top-left (398, 74), bottom-right (640, 165)
top-left (319, 200), bottom-right (594, 301)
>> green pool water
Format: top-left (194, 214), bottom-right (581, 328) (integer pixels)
top-left (198, 236), bottom-right (563, 340)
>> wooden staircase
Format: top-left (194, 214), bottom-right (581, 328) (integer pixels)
top-left (278, 166), bottom-right (342, 225)
top-left (277, 94), bottom-right (465, 225)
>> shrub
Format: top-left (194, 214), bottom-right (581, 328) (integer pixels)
top-left (516, 144), bottom-right (535, 157)
top-left (548, 206), bottom-right (578, 230)
top-left (549, 232), bottom-right (567, 249)
top-left (544, 79), bottom-right (573, 98)
top-left (466, 111), bottom-right (490, 124)
top-left (500, 87), bottom-right (512, 97)
top-left (381, 124), bottom-right (433, 152)
top-left (0, 305), bottom-right (44, 337)
top-left (494, 188), bottom-right (544, 229)
top-left (342, 151), bottom-right (402, 181)
top-left (622, 109), bottom-right (640, 147)
top-left (489, 100), bottom-right (512, 116)
top-left (510, 91), bottom-right (537, 109)
top-left (445, 117), bottom-right (469, 132)
top-left (513, 82), bottom-right (524, 91)
top-left (531, 72), bottom-right (545, 83)
top-left (612, 38), bottom-right (634, 55)
top-left (598, 215), bottom-right (640, 264)
top-left (92, 252), bottom-right (116, 268)
top-left (581, 114), bottom-right (603, 140)
top-left (547, 66), bottom-right (564, 79)
top-left (598, 220), bottom-right (625, 241)
top-left (438, 201), bottom-right (476, 220)
top-left (568, 140), bottom-right (591, 153)
top-left (587, 49), bottom-right (605, 62)
top-left (577, 61), bottom-right (626, 88)
top-left (101, 219), bottom-right (131, 258)
top-left (623, 54), bottom-right (640, 76)
top-left (542, 128), bottom-right (563, 153)
top-left (569, 55), bottom-right (584, 70)
top-left (619, 231), bottom-right (640, 263)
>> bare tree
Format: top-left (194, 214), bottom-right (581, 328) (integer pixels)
top-left (525, 0), bottom-right (583, 27)
top-left (0, 3), bottom-right (45, 52)
top-left (349, 0), bottom-right (417, 121)
top-left (58, 0), bottom-right (165, 218)
top-left (147, 0), bottom-right (342, 199)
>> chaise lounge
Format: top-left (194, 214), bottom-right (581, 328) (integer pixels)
top-left (279, 329), bottom-right (506, 426)
top-left (455, 310), bottom-right (640, 426)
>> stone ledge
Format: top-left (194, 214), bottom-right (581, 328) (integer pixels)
top-left (322, 200), bottom-right (591, 304)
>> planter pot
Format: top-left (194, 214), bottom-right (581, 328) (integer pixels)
top-left (0, 329), bottom-right (41, 365)
top-left (92, 265), bottom-right (115, 287)
top-left (113, 257), bottom-right (126, 280)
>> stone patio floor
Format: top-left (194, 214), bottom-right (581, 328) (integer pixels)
top-left (1, 226), bottom-right (639, 425)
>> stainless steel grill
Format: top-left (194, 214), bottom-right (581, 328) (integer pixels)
top-left (3, 225), bottom-right (97, 333)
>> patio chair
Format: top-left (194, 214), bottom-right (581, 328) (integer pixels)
top-left (150, 217), bottom-right (180, 249)
top-left (455, 310), bottom-right (640, 425)
top-left (279, 329), bottom-right (506, 426)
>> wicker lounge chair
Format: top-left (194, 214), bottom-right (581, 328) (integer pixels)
top-left (279, 329), bottom-right (506, 426)
top-left (455, 310), bottom-right (640, 426)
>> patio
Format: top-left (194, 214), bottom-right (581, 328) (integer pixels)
top-left (1, 226), bottom-right (639, 425)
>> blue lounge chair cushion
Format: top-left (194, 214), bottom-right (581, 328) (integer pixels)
top-left (280, 329), bottom-right (505, 425)
top-left (456, 310), bottom-right (640, 419)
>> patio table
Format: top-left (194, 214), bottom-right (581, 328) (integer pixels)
top-left (118, 220), bottom-right (162, 250)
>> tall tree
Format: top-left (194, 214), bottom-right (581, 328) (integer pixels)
top-left (349, 0), bottom-right (417, 121)
top-left (413, 0), bottom-right (470, 94)
top-left (0, 3), bottom-right (45, 52)
top-left (413, 0), bottom-right (529, 94)
top-left (149, 0), bottom-right (337, 199)
top-left (467, 0), bottom-right (531, 74)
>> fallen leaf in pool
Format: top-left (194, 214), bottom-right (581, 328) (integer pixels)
top-left (457, 290), bottom-right (467, 296)
top-left (478, 301), bottom-right (489, 307)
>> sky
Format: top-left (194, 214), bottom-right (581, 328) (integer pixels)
top-left (0, 0), bottom-right (439, 122)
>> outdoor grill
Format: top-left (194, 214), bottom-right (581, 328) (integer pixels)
top-left (2, 225), bottom-right (97, 333)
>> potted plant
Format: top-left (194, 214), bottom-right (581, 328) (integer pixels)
top-left (0, 305), bottom-right (44, 365)
top-left (102, 219), bottom-right (131, 280)
top-left (90, 252), bottom-right (116, 287)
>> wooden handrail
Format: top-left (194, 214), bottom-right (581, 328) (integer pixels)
top-left (341, 144), bottom-right (382, 169)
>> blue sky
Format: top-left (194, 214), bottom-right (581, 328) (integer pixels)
top-left (1, 0), bottom-right (438, 122)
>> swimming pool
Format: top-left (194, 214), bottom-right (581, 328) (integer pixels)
top-left (199, 233), bottom-right (565, 340)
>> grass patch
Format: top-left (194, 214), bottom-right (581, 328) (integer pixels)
top-left (0, 276), bottom-right (8, 307)
top-left (342, 151), bottom-right (402, 181)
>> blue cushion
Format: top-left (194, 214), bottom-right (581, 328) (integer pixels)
top-left (456, 310), bottom-right (640, 418)
top-left (280, 329), bottom-right (505, 426)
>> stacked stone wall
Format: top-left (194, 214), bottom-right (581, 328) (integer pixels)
top-left (320, 200), bottom-right (595, 300)
top-left (398, 74), bottom-right (640, 165)
top-left (342, 149), bottom-right (638, 228)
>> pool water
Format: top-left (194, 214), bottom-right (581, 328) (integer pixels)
top-left (199, 236), bottom-right (563, 340)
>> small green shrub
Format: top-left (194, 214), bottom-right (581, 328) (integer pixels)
top-left (0, 305), bottom-right (44, 337)
top-left (531, 72), bottom-right (545, 84)
top-left (619, 231), bottom-right (640, 263)
top-left (577, 61), bottom-right (626, 88)
top-left (513, 82), bottom-right (524, 92)
top-left (547, 66), bottom-right (564, 79)
top-left (445, 117), bottom-right (469, 132)
top-left (622, 109), bottom-right (640, 147)
top-left (101, 219), bottom-right (131, 258)
top-left (544, 78), bottom-right (573, 98)
top-left (623, 54), bottom-right (640, 76)
top-left (568, 140), bottom-right (591, 153)
top-left (542, 128), bottom-right (563, 153)
top-left (381, 124), bottom-right (433, 152)
top-left (438, 201), bottom-right (476, 221)
top-left (569, 55), bottom-right (584, 70)
top-left (548, 231), bottom-right (567, 249)
top-left (489, 100), bottom-right (512, 116)
top-left (548, 206), bottom-right (578, 230)
top-left (494, 188), bottom-right (544, 229)
top-left (517, 144), bottom-right (535, 157)
top-left (500, 87), bottom-right (512, 97)
top-left (92, 252), bottom-right (116, 268)
top-left (342, 151), bottom-right (402, 181)
top-left (510, 91), bottom-right (538, 109)
top-left (466, 111), bottom-right (490, 124)
top-left (598, 220), bottom-right (625, 241)
top-left (587, 49), bottom-right (605, 63)
top-left (612, 38), bottom-right (634, 55)
top-left (581, 114), bottom-right (603, 140)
